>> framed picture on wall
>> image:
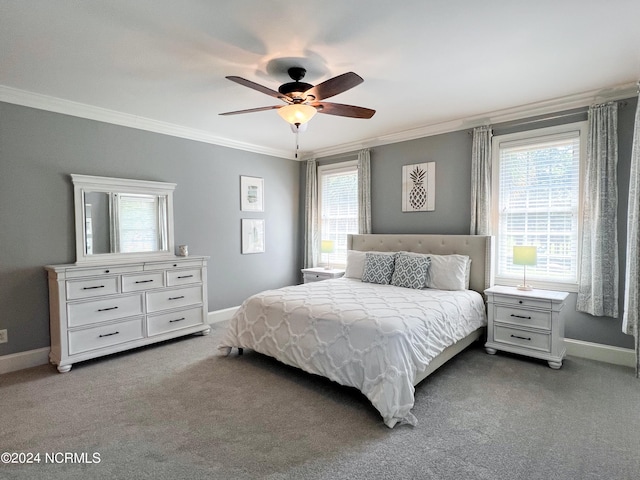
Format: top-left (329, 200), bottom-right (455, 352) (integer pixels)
top-left (240, 176), bottom-right (264, 212)
top-left (402, 162), bottom-right (435, 212)
top-left (241, 218), bottom-right (265, 254)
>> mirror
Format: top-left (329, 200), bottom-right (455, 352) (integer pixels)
top-left (71, 174), bottom-right (176, 263)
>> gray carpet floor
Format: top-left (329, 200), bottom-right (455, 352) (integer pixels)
top-left (1, 322), bottom-right (639, 480)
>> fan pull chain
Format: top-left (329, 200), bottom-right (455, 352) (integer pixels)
top-left (294, 123), bottom-right (300, 159)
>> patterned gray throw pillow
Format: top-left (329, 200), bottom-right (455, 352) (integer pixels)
top-left (361, 252), bottom-right (396, 285)
top-left (391, 253), bottom-right (431, 289)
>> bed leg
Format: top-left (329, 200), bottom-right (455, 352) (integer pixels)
top-left (238, 348), bottom-right (243, 356)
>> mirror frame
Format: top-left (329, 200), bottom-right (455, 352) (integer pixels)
top-left (71, 174), bottom-right (176, 263)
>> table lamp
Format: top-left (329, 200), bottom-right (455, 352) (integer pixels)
top-left (321, 240), bottom-right (335, 270)
top-left (513, 245), bottom-right (537, 291)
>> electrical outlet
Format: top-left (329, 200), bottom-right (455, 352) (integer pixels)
top-left (0, 329), bottom-right (7, 344)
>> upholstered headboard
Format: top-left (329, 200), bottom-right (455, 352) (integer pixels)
top-left (347, 234), bottom-right (495, 295)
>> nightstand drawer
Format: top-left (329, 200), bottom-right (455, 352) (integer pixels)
top-left (494, 305), bottom-right (551, 330)
top-left (304, 272), bottom-right (332, 282)
top-left (493, 294), bottom-right (552, 310)
top-left (494, 324), bottom-right (551, 353)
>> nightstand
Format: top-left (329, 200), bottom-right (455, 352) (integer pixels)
top-left (301, 267), bottom-right (345, 283)
top-left (484, 285), bottom-right (569, 369)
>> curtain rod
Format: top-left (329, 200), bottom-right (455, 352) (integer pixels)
top-left (469, 99), bottom-right (628, 133)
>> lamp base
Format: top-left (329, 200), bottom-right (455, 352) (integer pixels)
top-left (517, 284), bottom-right (533, 291)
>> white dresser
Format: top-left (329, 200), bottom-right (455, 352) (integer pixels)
top-left (484, 285), bottom-right (569, 369)
top-left (46, 256), bottom-right (209, 372)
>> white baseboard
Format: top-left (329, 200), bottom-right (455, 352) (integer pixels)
top-left (2, 324), bottom-right (633, 375)
top-left (565, 338), bottom-right (635, 368)
top-left (0, 306), bottom-right (241, 376)
top-left (207, 306), bottom-right (239, 325)
top-left (0, 347), bottom-right (50, 375)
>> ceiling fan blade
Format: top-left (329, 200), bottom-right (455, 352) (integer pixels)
top-left (219, 105), bottom-right (281, 116)
top-left (313, 102), bottom-right (376, 119)
top-left (225, 76), bottom-right (286, 100)
top-left (305, 72), bottom-right (364, 101)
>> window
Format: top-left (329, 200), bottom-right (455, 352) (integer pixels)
top-left (114, 193), bottom-right (164, 253)
top-left (318, 161), bottom-right (359, 267)
top-left (491, 122), bottom-right (586, 290)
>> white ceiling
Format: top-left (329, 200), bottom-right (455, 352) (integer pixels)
top-left (2, 0), bottom-right (639, 159)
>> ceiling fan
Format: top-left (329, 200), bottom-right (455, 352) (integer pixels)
top-left (219, 67), bottom-right (376, 128)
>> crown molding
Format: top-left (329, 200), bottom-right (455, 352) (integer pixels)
top-left (302, 81), bottom-right (638, 160)
top-left (2, 82), bottom-right (636, 162)
top-left (0, 85), bottom-right (295, 160)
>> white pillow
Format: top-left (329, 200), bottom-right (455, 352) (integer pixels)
top-left (344, 250), bottom-right (366, 279)
top-left (425, 254), bottom-right (471, 291)
top-left (344, 250), bottom-right (396, 279)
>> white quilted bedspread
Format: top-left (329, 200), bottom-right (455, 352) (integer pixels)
top-left (218, 278), bottom-right (486, 428)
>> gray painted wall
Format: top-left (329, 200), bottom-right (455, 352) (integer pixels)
top-left (311, 97), bottom-right (637, 350)
top-left (0, 102), bottom-right (300, 356)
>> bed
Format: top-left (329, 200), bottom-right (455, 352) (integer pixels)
top-left (219, 234), bottom-right (495, 427)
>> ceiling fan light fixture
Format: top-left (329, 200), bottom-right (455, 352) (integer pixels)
top-left (277, 104), bottom-right (317, 125)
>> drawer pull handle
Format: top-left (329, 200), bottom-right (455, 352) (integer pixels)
top-left (135, 279), bottom-right (154, 284)
top-left (169, 317), bottom-right (186, 323)
top-left (82, 285), bottom-right (105, 290)
top-left (168, 295), bottom-right (185, 300)
top-left (97, 306), bottom-right (119, 312)
top-left (510, 314), bottom-right (532, 320)
top-left (510, 334), bottom-right (531, 341)
top-left (177, 275), bottom-right (194, 279)
top-left (99, 331), bottom-right (119, 338)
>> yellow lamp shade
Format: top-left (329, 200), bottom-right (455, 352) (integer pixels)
top-left (320, 240), bottom-right (335, 254)
top-left (513, 246), bottom-right (537, 266)
top-left (277, 104), bottom-right (317, 125)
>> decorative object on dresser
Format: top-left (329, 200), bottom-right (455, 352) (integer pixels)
top-left (513, 245), bottom-right (537, 291)
top-left (45, 174), bottom-right (210, 373)
top-left (301, 267), bottom-right (345, 283)
top-left (484, 285), bottom-right (569, 369)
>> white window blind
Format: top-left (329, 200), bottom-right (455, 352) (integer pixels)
top-left (117, 194), bottom-right (160, 253)
top-left (493, 124), bottom-right (584, 288)
top-left (319, 162), bottom-right (358, 267)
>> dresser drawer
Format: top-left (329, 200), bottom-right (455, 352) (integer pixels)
top-left (166, 268), bottom-right (202, 286)
top-left (493, 294), bottom-right (552, 310)
top-left (122, 272), bottom-right (165, 292)
top-left (67, 277), bottom-right (119, 300)
top-left (494, 305), bottom-right (551, 330)
top-left (147, 306), bottom-right (204, 336)
top-left (494, 324), bottom-right (551, 353)
top-left (144, 260), bottom-right (203, 271)
top-left (68, 317), bottom-right (144, 355)
top-left (67, 294), bottom-right (144, 327)
top-left (146, 286), bottom-right (203, 313)
top-left (65, 264), bottom-right (143, 279)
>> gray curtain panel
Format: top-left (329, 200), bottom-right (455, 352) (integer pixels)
top-left (577, 102), bottom-right (619, 318)
top-left (622, 86), bottom-right (640, 378)
top-left (470, 126), bottom-right (492, 235)
top-left (358, 149), bottom-right (372, 234)
top-left (304, 158), bottom-right (318, 268)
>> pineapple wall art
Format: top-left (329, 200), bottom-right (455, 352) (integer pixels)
top-left (402, 162), bottom-right (435, 212)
